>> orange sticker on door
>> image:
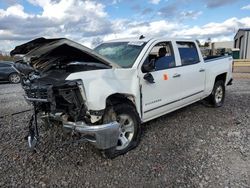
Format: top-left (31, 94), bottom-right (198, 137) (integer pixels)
top-left (163, 74), bottom-right (168, 80)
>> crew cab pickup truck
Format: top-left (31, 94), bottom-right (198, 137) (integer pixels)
top-left (11, 37), bottom-right (233, 158)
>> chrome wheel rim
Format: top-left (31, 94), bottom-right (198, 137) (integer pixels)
top-left (10, 74), bottom-right (20, 83)
top-left (215, 86), bottom-right (223, 104)
top-left (116, 114), bottom-right (135, 150)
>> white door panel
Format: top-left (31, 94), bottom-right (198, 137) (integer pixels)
top-left (141, 68), bottom-right (183, 120)
top-left (177, 63), bottom-right (205, 101)
top-left (175, 41), bottom-right (206, 103)
top-left (139, 40), bottom-right (206, 122)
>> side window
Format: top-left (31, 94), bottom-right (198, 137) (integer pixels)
top-left (177, 42), bottom-right (200, 65)
top-left (142, 42), bottom-right (176, 72)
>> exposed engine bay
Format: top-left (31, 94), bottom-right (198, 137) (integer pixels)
top-left (17, 61), bottom-right (105, 122)
top-left (11, 37), bottom-right (115, 122)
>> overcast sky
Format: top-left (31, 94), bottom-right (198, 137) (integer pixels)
top-left (0, 0), bottom-right (250, 52)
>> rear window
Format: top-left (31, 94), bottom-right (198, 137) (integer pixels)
top-left (177, 42), bottom-right (200, 65)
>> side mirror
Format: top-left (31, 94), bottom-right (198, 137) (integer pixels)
top-left (143, 73), bottom-right (155, 83)
top-left (142, 59), bottom-right (155, 73)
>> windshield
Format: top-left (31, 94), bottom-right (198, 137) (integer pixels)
top-left (94, 42), bottom-right (146, 68)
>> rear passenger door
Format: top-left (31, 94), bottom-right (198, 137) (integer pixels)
top-left (175, 41), bottom-right (205, 104)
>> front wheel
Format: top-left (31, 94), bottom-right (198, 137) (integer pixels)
top-left (102, 104), bottom-right (141, 158)
top-left (207, 80), bottom-right (225, 107)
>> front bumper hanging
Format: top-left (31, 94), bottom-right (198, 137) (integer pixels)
top-left (27, 112), bottom-right (120, 150)
top-left (63, 121), bottom-right (120, 150)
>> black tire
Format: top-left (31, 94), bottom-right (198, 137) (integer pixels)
top-left (9, 73), bottom-right (21, 84)
top-left (207, 80), bottom-right (225, 107)
top-left (102, 103), bottom-right (141, 159)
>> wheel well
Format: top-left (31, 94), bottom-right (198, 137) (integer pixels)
top-left (106, 93), bottom-right (136, 109)
top-left (215, 73), bottom-right (227, 84)
top-left (8, 72), bottom-right (17, 76)
top-left (8, 72), bottom-right (19, 78)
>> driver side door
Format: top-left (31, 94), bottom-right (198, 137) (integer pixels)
top-left (139, 41), bottom-right (184, 121)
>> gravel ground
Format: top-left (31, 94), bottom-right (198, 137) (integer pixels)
top-left (0, 75), bottom-right (249, 187)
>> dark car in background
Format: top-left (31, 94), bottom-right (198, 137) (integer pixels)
top-left (0, 61), bottom-right (21, 83)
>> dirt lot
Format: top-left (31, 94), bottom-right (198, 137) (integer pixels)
top-left (0, 75), bottom-right (249, 187)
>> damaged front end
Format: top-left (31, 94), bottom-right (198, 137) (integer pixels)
top-left (23, 78), bottom-right (87, 122)
top-left (11, 37), bottom-right (120, 150)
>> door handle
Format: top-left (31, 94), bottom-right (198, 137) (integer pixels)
top-left (173, 73), bottom-right (181, 78)
top-left (199, 68), bottom-right (205, 72)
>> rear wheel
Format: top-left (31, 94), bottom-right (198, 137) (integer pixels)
top-left (207, 80), bottom-right (225, 107)
top-left (102, 103), bottom-right (141, 158)
top-left (9, 73), bottom-right (20, 84)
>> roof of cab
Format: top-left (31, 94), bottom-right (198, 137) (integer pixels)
top-left (105, 37), bottom-right (152, 43)
top-left (103, 37), bottom-right (196, 43)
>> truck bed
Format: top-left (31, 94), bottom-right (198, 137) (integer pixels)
top-left (204, 55), bottom-right (231, 63)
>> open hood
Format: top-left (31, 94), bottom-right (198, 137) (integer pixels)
top-left (10, 37), bottom-right (120, 71)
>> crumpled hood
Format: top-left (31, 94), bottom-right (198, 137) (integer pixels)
top-left (10, 37), bottom-right (120, 71)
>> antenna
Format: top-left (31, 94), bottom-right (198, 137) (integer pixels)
top-left (139, 35), bottom-right (145, 40)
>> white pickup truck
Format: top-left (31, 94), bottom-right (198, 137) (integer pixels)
top-left (11, 37), bottom-right (233, 158)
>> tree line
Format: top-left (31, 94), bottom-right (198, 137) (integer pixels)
top-left (0, 53), bottom-right (13, 61)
